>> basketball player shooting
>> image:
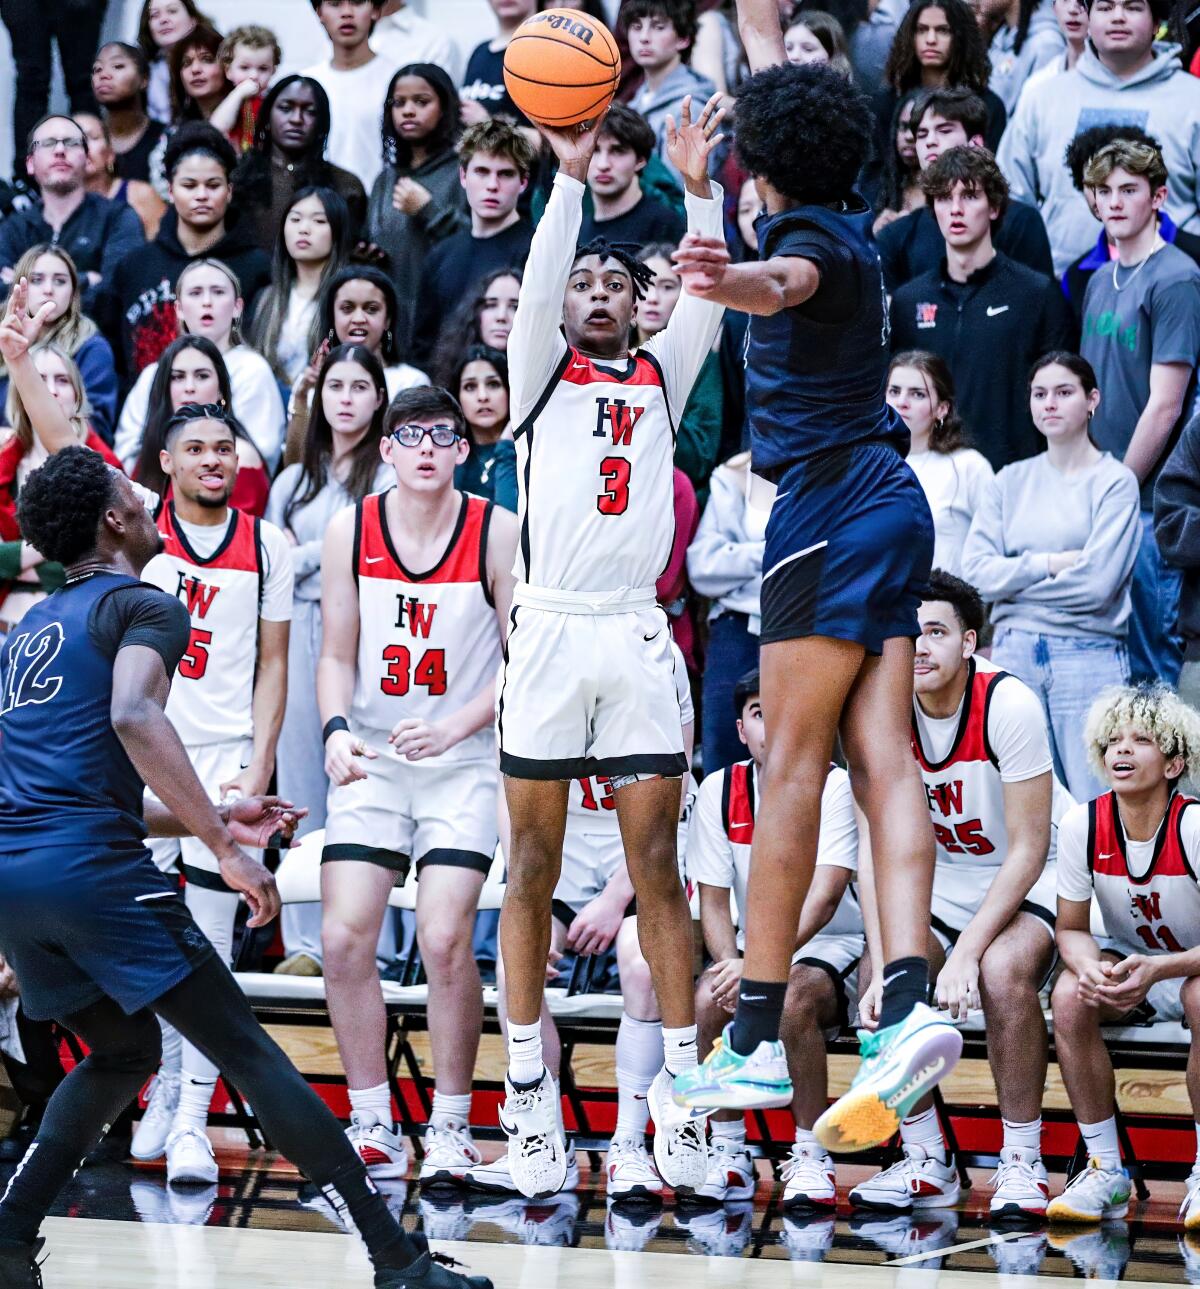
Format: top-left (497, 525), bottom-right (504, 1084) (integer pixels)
top-left (495, 93), bottom-right (726, 1198)
top-left (0, 297), bottom-right (490, 1289)
top-left (671, 0), bottom-right (962, 1150)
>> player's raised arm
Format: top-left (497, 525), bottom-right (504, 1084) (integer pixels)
top-left (509, 114), bottom-right (609, 424)
top-left (736, 0), bottom-right (787, 72)
top-left (645, 95), bottom-right (728, 422)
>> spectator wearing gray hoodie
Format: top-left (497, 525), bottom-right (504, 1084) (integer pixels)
top-left (623, 0), bottom-right (724, 187)
top-left (687, 451), bottom-right (773, 773)
top-left (982, 0), bottom-right (1066, 113)
top-left (997, 0), bottom-right (1200, 275)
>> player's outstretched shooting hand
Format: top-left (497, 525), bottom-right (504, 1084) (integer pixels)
top-left (217, 848), bottom-right (281, 928)
top-left (673, 234), bottom-right (730, 298)
top-left (537, 108), bottom-right (611, 182)
top-left (665, 92), bottom-right (726, 187)
top-left (0, 278), bottom-right (55, 364)
top-left (224, 795), bottom-right (309, 849)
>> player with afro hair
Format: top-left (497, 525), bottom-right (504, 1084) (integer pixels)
top-left (733, 62), bottom-right (873, 208)
top-left (16, 447), bottom-right (131, 568)
top-left (673, 0), bottom-right (961, 1158)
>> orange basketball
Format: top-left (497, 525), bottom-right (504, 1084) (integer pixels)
top-left (503, 8), bottom-right (621, 128)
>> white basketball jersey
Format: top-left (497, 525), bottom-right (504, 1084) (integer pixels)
top-left (514, 349), bottom-right (676, 597)
top-left (141, 504), bottom-right (263, 746)
top-left (689, 760), bottom-right (862, 946)
top-left (351, 490), bottom-right (500, 762)
top-left (1089, 790), bottom-right (1200, 956)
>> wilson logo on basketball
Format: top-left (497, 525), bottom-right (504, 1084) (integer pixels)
top-left (594, 397), bottom-right (645, 446)
top-left (528, 11), bottom-right (598, 42)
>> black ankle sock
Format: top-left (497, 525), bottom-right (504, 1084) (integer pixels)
top-left (318, 1161), bottom-right (417, 1269)
top-left (878, 956), bottom-right (930, 1031)
top-left (728, 979), bottom-right (788, 1056)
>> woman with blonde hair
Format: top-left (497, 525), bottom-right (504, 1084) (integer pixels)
top-left (0, 246), bottom-right (118, 443)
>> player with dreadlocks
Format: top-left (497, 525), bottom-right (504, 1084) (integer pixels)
top-left (492, 94), bottom-right (727, 1200)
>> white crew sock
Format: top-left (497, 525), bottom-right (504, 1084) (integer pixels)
top-left (173, 1075), bottom-right (217, 1135)
top-left (348, 1082), bottom-right (395, 1131)
top-left (795, 1124), bottom-right (820, 1148)
top-left (1002, 1117), bottom-right (1043, 1156)
top-left (1079, 1116), bottom-right (1121, 1170)
top-left (710, 1118), bottom-right (746, 1147)
top-left (662, 1024), bottom-right (698, 1075)
top-left (157, 1019), bottom-right (183, 1083)
top-left (615, 1014), bottom-right (662, 1139)
top-left (899, 1106), bottom-right (948, 1164)
top-left (507, 1019), bottom-right (544, 1086)
top-left (431, 1090), bottom-right (472, 1131)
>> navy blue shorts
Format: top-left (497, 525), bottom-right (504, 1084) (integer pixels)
top-left (761, 441), bottom-right (934, 654)
top-left (0, 841), bottom-right (214, 1022)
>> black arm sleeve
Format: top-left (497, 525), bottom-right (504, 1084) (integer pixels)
top-left (88, 583), bottom-right (192, 676)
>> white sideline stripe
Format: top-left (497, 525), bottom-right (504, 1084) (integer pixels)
top-left (763, 540), bottom-right (828, 582)
top-left (886, 1230), bottom-right (1025, 1266)
top-left (134, 891), bottom-right (176, 902)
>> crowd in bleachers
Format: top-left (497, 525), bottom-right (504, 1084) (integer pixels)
top-left (2, 0), bottom-right (1200, 1267)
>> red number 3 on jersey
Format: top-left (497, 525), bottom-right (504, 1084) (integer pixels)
top-left (597, 457), bottom-right (631, 515)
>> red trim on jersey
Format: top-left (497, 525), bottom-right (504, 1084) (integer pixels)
top-left (559, 347), bottom-right (666, 389)
top-left (722, 761), bottom-right (755, 843)
top-left (157, 504), bottom-right (261, 572)
top-left (1090, 790), bottom-right (1198, 883)
top-left (910, 658), bottom-right (1007, 772)
top-left (356, 491), bottom-right (488, 585)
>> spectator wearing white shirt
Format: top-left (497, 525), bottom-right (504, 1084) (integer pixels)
top-left (301, 0), bottom-right (399, 193)
top-left (886, 351), bottom-right (993, 578)
top-left (373, 1), bottom-right (460, 81)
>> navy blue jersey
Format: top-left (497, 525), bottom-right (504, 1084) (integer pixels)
top-left (0, 571), bottom-right (190, 850)
top-left (746, 200), bottom-right (908, 474)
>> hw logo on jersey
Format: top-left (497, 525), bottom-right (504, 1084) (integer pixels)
top-left (1131, 890), bottom-right (1164, 924)
top-left (176, 572), bottom-right (220, 619)
top-left (925, 779), bottom-right (963, 818)
top-left (915, 302), bottom-right (938, 329)
top-left (395, 595), bottom-right (437, 638)
top-left (594, 397), bottom-right (645, 446)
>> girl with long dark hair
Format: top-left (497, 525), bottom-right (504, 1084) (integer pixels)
top-left (963, 352), bottom-right (1141, 798)
top-left (168, 23), bottom-right (229, 125)
top-left (886, 350), bottom-right (992, 576)
top-left (91, 40), bottom-right (168, 184)
top-left (367, 64), bottom-right (469, 355)
top-left (873, 0), bottom-right (1006, 168)
top-left (137, 0), bottom-right (204, 123)
top-left (266, 344), bottom-right (392, 974)
top-left (431, 266), bottom-right (522, 387)
top-left (249, 186), bottom-right (351, 385)
top-left (231, 75), bottom-right (368, 256)
top-left (451, 344), bottom-right (516, 511)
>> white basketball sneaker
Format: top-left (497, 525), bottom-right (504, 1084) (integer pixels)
top-left (345, 1110), bottom-right (409, 1180)
top-left (463, 1142), bottom-right (579, 1195)
top-left (131, 1074), bottom-right (179, 1162)
top-left (695, 1134), bottom-right (756, 1202)
top-left (646, 1067), bottom-right (707, 1193)
top-left (849, 1145), bottom-right (960, 1213)
top-left (605, 1134), bottom-right (663, 1201)
top-left (165, 1126), bottom-right (218, 1186)
top-left (419, 1121), bottom-right (482, 1188)
top-left (781, 1142), bottom-right (837, 1211)
top-left (498, 1067), bottom-right (568, 1198)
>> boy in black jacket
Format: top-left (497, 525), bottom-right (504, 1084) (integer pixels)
top-left (890, 147), bottom-right (1074, 470)
top-left (101, 124), bottom-right (271, 382)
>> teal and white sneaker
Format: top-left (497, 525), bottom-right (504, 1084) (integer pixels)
top-left (671, 1026), bottom-right (792, 1112)
top-left (813, 1002), bottom-right (962, 1153)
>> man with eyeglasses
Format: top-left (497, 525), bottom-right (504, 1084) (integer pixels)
top-left (317, 385), bottom-right (517, 1187)
top-left (999, 0), bottom-right (1200, 274)
top-left (132, 401), bottom-right (294, 1187)
top-left (0, 115), bottom-right (143, 317)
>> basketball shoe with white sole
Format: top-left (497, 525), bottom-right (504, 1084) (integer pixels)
top-left (347, 1111), bottom-right (410, 1180)
top-left (647, 1067), bottom-right (707, 1192)
top-left (165, 1126), bottom-right (219, 1186)
top-left (989, 1146), bottom-right (1049, 1220)
top-left (605, 1134), bottom-right (663, 1201)
top-left (419, 1122), bottom-right (482, 1188)
top-left (1046, 1159), bottom-right (1131, 1225)
top-left (131, 1074), bottom-right (179, 1161)
top-left (498, 1067), bottom-right (568, 1198)
top-left (849, 1145), bottom-right (960, 1213)
top-left (695, 1135), bottom-right (756, 1202)
top-left (672, 1027), bottom-right (791, 1112)
top-left (781, 1142), bottom-right (837, 1211)
top-left (462, 1142), bottom-right (579, 1195)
